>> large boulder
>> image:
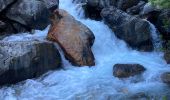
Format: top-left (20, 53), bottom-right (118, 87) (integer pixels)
top-left (6, 0), bottom-right (50, 30)
top-left (161, 72), bottom-right (170, 85)
top-left (0, 0), bottom-right (14, 12)
top-left (101, 7), bottom-right (153, 51)
top-left (0, 40), bottom-right (61, 85)
top-left (47, 9), bottom-right (95, 66)
top-left (113, 64), bottom-right (146, 78)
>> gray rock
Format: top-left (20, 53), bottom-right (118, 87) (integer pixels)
top-left (156, 9), bottom-right (170, 40)
top-left (101, 7), bottom-right (153, 51)
top-left (73, 0), bottom-right (117, 20)
top-left (116, 0), bottom-right (141, 11)
top-left (0, 40), bottom-right (61, 85)
top-left (41, 0), bottom-right (59, 12)
top-left (126, 1), bottom-right (146, 15)
top-left (0, 20), bottom-right (29, 39)
top-left (6, 0), bottom-right (50, 30)
top-left (0, 0), bottom-right (14, 12)
top-left (0, 20), bottom-right (15, 36)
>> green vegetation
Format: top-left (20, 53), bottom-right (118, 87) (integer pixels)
top-left (162, 19), bottom-right (170, 30)
top-left (149, 0), bottom-right (170, 9)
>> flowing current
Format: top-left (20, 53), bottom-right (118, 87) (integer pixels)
top-left (1, 0), bottom-right (170, 100)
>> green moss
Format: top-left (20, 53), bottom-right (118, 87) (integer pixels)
top-left (162, 95), bottom-right (168, 100)
top-left (162, 18), bottom-right (170, 29)
top-left (149, 0), bottom-right (170, 9)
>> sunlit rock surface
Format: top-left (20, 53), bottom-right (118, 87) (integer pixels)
top-left (48, 9), bottom-right (95, 66)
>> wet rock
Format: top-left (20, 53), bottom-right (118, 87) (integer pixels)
top-left (161, 72), bottom-right (170, 85)
top-left (0, 0), bottom-right (14, 12)
top-left (101, 7), bottom-right (153, 51)
top-left (113, 64), bottom-right (146, 78)
top-left (0, 40), bottom-right (61, 85)
top-left (6, 0), bottom-right (50, 30)
top-left (47, 9), bottom-right (95, 66)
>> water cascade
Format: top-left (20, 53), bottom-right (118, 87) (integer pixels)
top-left (0, 0), bottom-right (170, 99)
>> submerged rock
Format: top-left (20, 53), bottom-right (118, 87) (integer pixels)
top-left (161, 72), bottom-right (170, 85)
top-left (0, 40), bottom-right (61, 85)
top-left (47, 9), bottom-right (95, 66)
top-left (101, 7), bottom-right (153, 51)
top-left (6, 0), bottom-right (50, 30)
top-left (113, 64), bottom-right (146, 78)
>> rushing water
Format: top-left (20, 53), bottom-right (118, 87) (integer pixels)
top-left (1, 0), bottom-right (170, 100)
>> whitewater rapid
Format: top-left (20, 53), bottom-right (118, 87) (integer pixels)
top-left (0, 0), bottom-right (170, 100)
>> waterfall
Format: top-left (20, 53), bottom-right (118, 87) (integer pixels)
top-left (149, 22), bottom-right (162, 51)
top-left (0, 0), bottom-right (170, 100)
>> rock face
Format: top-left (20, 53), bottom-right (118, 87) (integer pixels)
top-left (117, 0), bottom-right (141, 11)
top-left (126, 1), bottom-right (146, 15)
top-left (113, 64), bottom-right (146, 78)
top-left (139, 3), bottom-right (161, 26)
top-left (161, 72), bottom-right (170, 85)
top-left (47, 9), bottom-right (95, 66)
top-left (6, 0), bottom-right (50, 30)
top-left (101, 7), bottom-right (153, 51)
top-left (0, 41), bottom-right (61, 85)
top-left (156, 9), bottom-right (170, 40)
top-left (74, 0), bottom-right (148, 20)
top-left (74, 0), bottom-right (117, 20)
top-left (0, 20), bottom-right (14, 36)
top-left (42, 0), bottom-right (59, 11)
top-left (0, 0), bottom-right (14, 12)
